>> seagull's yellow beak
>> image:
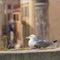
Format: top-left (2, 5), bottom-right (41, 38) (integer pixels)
top-left (25, 37), bottom-right (30, 40)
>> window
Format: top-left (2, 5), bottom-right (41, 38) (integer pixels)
top-left (13, 14), bottom-right (16, 21)
top-left (8, 13), bottom-right (11, 21)
top-left (22, 7), bottom-right (24, 16)
top-left (14, 4), bottom-right (20, 9)
top-left (22, 6), bottom-right (29, 17)
top-left (13, 14), bottom-right (19, 21)
top-left (2, 25), bottom-right (7, 35)
top-left (8, 5), bottom-right (11, 9)
top-left (25, 6), bottom-right (29, 16)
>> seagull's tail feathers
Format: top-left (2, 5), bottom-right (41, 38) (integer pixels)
top-left (53, 40), bottom-right (58, 43)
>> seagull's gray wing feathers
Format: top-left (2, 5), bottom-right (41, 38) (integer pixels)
top-left (34, 40), bottom-right (52, 48)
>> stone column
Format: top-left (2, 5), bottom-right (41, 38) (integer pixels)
top-left (35, 1), bottom-right (49, 40)
top-left (0, 0), bottom-right (4, 39)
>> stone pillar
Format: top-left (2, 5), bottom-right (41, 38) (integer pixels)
top-left (35, 0), bottom-right (49, 40)
top-left (0, 0), bottom-right (4, 39)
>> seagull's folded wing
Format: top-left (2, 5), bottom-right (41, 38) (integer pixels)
top-left (34, 40), bottom-right (51, 48)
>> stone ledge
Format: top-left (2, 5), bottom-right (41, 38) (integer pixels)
top-left (0, 48), bottom-right (60, 60)
top-left (0, 48), bottom-right (60, 54)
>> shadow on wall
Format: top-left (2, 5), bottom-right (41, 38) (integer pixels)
top-left (21, 20), bottom-right (34, 47)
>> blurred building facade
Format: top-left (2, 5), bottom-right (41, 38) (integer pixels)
top-left (3, 0), bottom-right (22, 48)
top-left (21, 0), bottom-right (60, 46)
top-left (0, 0), bottom-right (5, 39)
top-left (0, 0), bottom-right (60, 48)
top-left (21, 0), bottom-right (49, 46)
top-left (21, 0), bottom-right (35, 46)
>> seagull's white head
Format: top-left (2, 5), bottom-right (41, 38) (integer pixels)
top-left (25, 34), bottom-right (38, 48)
top-left (28, 34), bottom-right (38, 41)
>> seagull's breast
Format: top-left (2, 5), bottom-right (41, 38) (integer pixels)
top-left (28, 40), bottom-right (36, 48)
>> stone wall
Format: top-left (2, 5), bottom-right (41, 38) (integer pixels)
top-left (0, 49), bottom-right (60, 60)
top-left (49, 0), bottom-right (60, 41)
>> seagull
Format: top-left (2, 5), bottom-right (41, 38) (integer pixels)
top-left (26, 34), bottom-right (57, 48)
